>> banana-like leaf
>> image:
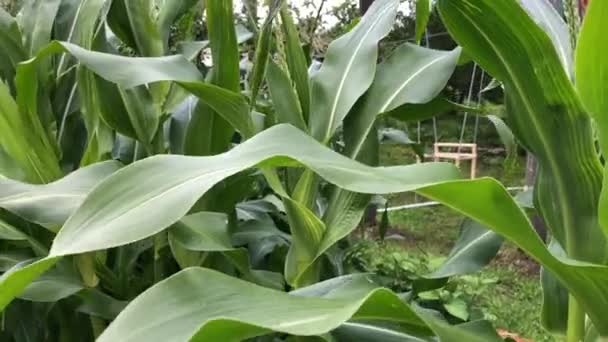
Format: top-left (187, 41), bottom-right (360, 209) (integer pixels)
top-left (17, 0), bottom-right (61, 57)
top-left (97, 269), bottom-right (497, 341)
top-left (279, 5), bottom-right (311, 122)
top-left (415, 0), bottom-right (432, 44)
top-left (309, 0), bottom-right (398, 143)
top-left (517, 0), bottom-right (572, 77)
top-left (0, 80), bottom-right (61, 183)
top-left (266, 60), bottom-right (307, 130)
top-left (576, 0), bottom-right (608, 233)
top-left (0, 160), bottom-right (121, 228)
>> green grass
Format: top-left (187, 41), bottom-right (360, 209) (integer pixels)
top-left (374, 142), bottom-right (556, 340)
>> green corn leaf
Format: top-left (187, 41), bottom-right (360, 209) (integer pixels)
top-left (279, 4), bottom-right (311, 122)
top-left (54, 0), bottom-right (107, 75)
top-left (323, 44), bottom-right (460, 285)
top-left (249, 0), bottom-right (283, 104)
top-left (0, 251), bottom-right (32, 272)
top-left (97, 269), bottom-right (497, 342)
top-left (3, 132), bottom-right (608, 332)
top-left (0, 160), bottom-right (121, 228)
top-left (48, 124), bottom-right (459, 256)
top-left (437, 0), bottom-right (607, 263)
top-left (309, 0), bottom-right (398, 143)
top-left (427, 219), bottom-right (503, 279)
top-left (344, 43), bottom-right (461, 161)
top-left (517, 0), bottom-right (572, 77)
top-left (156, 0), bottom-right (201, 46)
top-left (23, 41), bottom-right (255, 142)
top-left (266, 60), bottom-right (307, 130)
top-left (184, 0), bottom-right (241, 156)
top-left (76, 288), bottom-right (128, 320)
top-left (55, 0), bottom-right (112, 166)
top-left (415, 0), bottom-right (432, 44)
top-left (576, 0), bottom-right (608, 234)
top-left (0, 257), bottom-right (59, 311)
top-left (169, 212), bottom-right (284, 289)
top-left (437, 0), bottom-right (607, 333)
top-left (18, 260), bottom-right (83, 302)
top-left (0, 8), bottom-right (27, 87)
top-left (107, 0), bottom-right (164, 57)
top-left (118, 86), bottom-right (160, 145)
top-left (0, 80), bottom-right (62, 184)
top-left (77, 68), bottom-right (115, 166)
top-left (386, 97), bottom-right (480, 123)
top-left (0, 220), bottom-right (28, 241)
top-left (17, 0), bottom-right (61, 57)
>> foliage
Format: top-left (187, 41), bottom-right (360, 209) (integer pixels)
top-left (1, 0), bottom-right (605, 341)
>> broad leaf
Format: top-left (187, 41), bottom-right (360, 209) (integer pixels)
top-left (156, 0), bottom-right (201, 46)
top-left (576, 0), bottom-right (608, 233)
top-left (49, 124), bottom-right (459, 256)
top-left (170, 212), bottom-right (283, 289)
top-left (266, 60), bottom-right (306, 130)
top-left (248, 0), bottom-right (283, 103)
top-left (0, 8), bottom-right (27, 86)
top-left (427, 219), bottom-right (503, 279)
top-left (324, 43), bottom-right (460, 287)
top-left (107, 0), bottom-right (164, 57)
top-left (97, 269), bottom-right (497, 341)
top-left (0, 160), bottom-right (121, 228)
top-left (18, 0), bottom-right (61, 57)
top-left (184, 0), bottom-right (241, 155)
top-left (344, 43), bottom-right (461, 161)
top-left (279, 5), bottom-right (311, 122)
top-left (437, 0), bottom-right (607, 264)
top-left (0, 80), bottom-right (61, 183)
top-left (25, 41), bottom-right (255, 141)
top-left (309, 0), bottom-right (398, 143)
top-left (517, 0), bottom-right (572, 77)
top-left (415, 0), bottom-right (432, 44)
top-left (437, 0), bottom-right (608, 332)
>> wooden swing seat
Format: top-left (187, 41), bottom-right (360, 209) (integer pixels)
top-left (420, 142), bottom-right (478, 179)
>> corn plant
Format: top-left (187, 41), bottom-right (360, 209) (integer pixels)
top-left (2, 0), bottom-right (596, 340)
top-left (435, 0), bottom-right (608, 340)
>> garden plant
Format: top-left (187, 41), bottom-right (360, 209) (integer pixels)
top-left (0, 0), bottom-right (606, 341)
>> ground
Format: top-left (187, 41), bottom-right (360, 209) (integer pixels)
top-left (371, 142), bottom-right (555, 341)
